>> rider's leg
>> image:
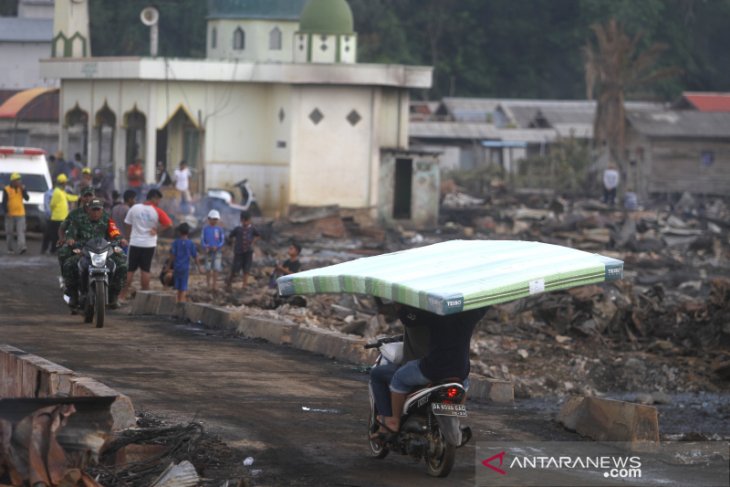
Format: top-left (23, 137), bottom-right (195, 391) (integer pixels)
top-left (109, 256), bottom-right (127, 307)
top-left (370, 363), bottom-right (398, 418)
top-left (386, 359), bottom-right (430, 431)
top-left (62, 255), bottom-right (80, 306)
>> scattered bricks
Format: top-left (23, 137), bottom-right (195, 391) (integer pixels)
top-left (557, 396), bottom-right (659, 444)
top-left (469, 376), bottom-right (514, 403)
top-left (69, 377), bottom-right (136, 430)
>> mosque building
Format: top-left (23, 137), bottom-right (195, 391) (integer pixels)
top-left (40, 0), bottom-right (439, 226)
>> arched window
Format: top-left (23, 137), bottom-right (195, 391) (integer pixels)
top-left (233, 27), bottom-right (245, 50)
top-left (269, 27), bottom-right (282, 50)
top-left (211, 27), bottom-right (217, 49)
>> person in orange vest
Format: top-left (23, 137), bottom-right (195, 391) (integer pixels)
top-left (126, 158), bottom-right (145, 198)
top-left (2, 173), bottom-right (30, 255)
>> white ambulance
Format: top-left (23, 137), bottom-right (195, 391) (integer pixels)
top-left (0, 147), bottom-right (53, 231)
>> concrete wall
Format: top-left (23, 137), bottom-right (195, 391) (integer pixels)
top-left (0, 42), bottom-right (54, 89)
top-left (0, 344), bottom-right (135, 430)
top-left (289, 85), bottom-right (375, 208)
top-left (207, 19), bottom-right (299, 62)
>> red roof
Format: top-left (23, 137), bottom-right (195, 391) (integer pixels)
top-left (682, 92), bottom-right (730, 112)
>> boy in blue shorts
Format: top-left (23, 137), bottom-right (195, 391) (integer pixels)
top-left (201, 209), bottom-right (225, 291)
top-left (168, 222), bottom-right (201, 303)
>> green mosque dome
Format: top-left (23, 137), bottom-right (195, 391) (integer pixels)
top-left (299, 0), bottom-right (354, 35)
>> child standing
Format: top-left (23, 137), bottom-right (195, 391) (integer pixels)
top-left (226, 211), bottom-right (260, 291)
top-left (201, 209), bottom-right (225, 291)
top-left (169, 222), bottom-right (200, 303)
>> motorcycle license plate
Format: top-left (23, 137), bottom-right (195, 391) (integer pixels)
top-left (431, 402), bottom-right (467, 417)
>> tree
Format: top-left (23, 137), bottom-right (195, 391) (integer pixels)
top-left (583, 18), bottom-right (677, 169)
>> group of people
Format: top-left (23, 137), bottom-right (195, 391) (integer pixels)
top-left (163, 209), bottom-right (302, 303)
top-left (128, 158), bottom-right (192, 214)
top-left (55, 184), bottom-right (172, 309)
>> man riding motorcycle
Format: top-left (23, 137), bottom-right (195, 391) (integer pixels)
top-left (62, 198), bottom-right (127, 308)
top-left (57, 187), bottom-right (96, 278)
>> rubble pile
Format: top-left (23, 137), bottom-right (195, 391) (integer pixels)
top-left (178, 187), bottom-right (730, 398)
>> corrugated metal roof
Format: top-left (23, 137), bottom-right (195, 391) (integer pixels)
top-left (439, 97), bottom-right (503, 122)
top-left (682, 92), bottom-right (730, 112)
top-left (627, 110), bottom-right (730, 138)
top-left (504, 100), bottom-right (662, 129)
top-left (411, 122), bottom-right (500, 139)
top-left (409, 122), bottom-right (558, 143)
top-left (0, 17), bottom-right (52, 42)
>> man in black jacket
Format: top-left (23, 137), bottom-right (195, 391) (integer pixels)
top-left (383, 306), bottom-right (488, 433)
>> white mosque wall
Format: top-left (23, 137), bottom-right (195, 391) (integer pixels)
top-left (207, 19), bottom-right (299, 63)
top-left (289, 85), bottom-right (375, 208)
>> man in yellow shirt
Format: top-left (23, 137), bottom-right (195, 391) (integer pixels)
top-left (41, 174), bottom-right (79, 254)
top-left (2, 173), bottom-right (30, 255)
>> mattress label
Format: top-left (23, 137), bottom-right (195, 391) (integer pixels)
top-left (529, 278), bottom-right (545, 295)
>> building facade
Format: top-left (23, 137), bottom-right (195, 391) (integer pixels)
top-left (41, 0), bottom-right (440, 227)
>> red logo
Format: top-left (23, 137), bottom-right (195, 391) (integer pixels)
top-left (482, 451), bottom-right (507, 475)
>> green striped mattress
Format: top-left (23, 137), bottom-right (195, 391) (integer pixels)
top-left (276, 240), bottom-right (624, 315)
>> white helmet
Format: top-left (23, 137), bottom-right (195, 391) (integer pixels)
top-left (207, 209), bottom-right (221, 220)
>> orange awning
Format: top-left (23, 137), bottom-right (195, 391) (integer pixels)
top-left (0, 87), bottom-right (59, 119)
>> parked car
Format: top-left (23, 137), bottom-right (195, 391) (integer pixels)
top-left (0, 147), bottom-right (53, 232)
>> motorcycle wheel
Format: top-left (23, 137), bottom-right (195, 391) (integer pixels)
top-left (425, 424), bottom-right (456, 477)
top-left (83, 294), bottom-right (93, 323)
top-left (95, 283), bottom-right (105, 328)
top-left (368, 395), bottom-right (389, 459)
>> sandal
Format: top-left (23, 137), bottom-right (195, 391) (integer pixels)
top-left (369, 419), bottom-right (399, 442)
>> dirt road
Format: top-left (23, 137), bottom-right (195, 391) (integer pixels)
top-left (0, 249), bottom-right (577, 486)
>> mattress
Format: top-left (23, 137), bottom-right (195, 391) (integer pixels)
top-left (276, 240), bottom-right (624, 315)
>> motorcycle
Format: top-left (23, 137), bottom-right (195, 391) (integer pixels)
top-left (68, 237), bottom-right (121, 328)
top-left (204, 178), bottom-right (262, 220)
top-left (365, 336), bottom-right (471, 478)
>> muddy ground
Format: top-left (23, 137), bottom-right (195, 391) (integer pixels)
top-left (1, 246), bottom-right (586, 487)
top-left (3, 187), bottom-right (730, 485)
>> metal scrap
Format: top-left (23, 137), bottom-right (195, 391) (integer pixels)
top-left (0, 397), bottom-right (113, 487)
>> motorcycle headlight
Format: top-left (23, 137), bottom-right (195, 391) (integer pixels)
top-left (90, 251), bottom-right (108, 267)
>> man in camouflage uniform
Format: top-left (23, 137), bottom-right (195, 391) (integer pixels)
top-left (63, 198), bottom-right (128, 308)
top-left (57, 187), bottom-right (96, 276)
